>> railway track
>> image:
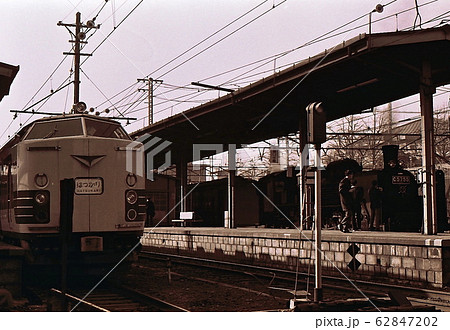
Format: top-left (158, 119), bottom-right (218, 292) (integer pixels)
top-left (139, 250), bottom-right (450, 311)
top-left (49, 286), bottom-right (190, 312)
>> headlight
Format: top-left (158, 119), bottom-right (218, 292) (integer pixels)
top-left (127, 209), bottom-right (137, 221)
top-left (35, 192), bottom-right (48, 204)
top-left (126, 190), bottom-right (138, 204)
top-left (35, 173), bottom-right (48, 188)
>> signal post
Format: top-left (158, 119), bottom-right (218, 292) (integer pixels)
top-left (305, 102), bottom-right (326, 303)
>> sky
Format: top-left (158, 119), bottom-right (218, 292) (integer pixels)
top-left (1, 0), bottom-right (449, 146)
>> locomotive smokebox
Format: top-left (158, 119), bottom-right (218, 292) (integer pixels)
top-left (382, 145), bottom-right (399, 169)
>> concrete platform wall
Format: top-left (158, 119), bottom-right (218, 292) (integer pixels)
top-left (141, 228), bottom-right (450, 289)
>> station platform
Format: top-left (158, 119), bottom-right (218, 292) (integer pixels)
top-left (0, 242), bottom-right (24, 298)
top-left (141, 227), bottom-right (450, 289)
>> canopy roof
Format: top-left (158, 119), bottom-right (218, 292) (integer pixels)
top-left (0, 62), bottom-right (19, 102)
top-left (132, 25), bottom-right (449, 164)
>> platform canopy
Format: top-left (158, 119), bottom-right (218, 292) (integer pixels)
top-left (132, 25), bottom-right (450, 164)
top-left (0, 62), bottom-right (19, 102)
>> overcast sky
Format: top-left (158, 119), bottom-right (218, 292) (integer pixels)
top-left (1, 0), bottom-right (449, 145)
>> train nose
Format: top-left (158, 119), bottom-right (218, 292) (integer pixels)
top-left (71, 155), bottom-right (106, 167)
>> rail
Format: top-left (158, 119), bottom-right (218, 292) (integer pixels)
top-left (49, 286), bottom-right (190, 312)
top-left (139, 250), bottom-right (450, 310)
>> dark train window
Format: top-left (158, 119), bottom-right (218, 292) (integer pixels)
top-left (25, 118), bottom-right (83, 140)
top-left (0, 165), bottom-right (8, 211)
top-left (84, 119), bottom-right (130, 140)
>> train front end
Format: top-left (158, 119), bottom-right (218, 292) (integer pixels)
top-left (8, 114), bottom-right (146, 267)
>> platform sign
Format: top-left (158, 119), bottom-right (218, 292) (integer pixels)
top-left (75, 177), bottom-right (103, 195)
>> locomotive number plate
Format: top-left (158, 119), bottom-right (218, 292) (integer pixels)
top-left (392, 175), bottom-right (410, 184)
top-left (75, 177), bottom-right (103, 195)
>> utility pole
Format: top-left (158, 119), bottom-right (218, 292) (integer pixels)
top-left (74, 12), bottom-right (81, 106)
top-left (138, 78), bottom-right (163, 126)
top-left (58, 12), bottom-right (99, 113)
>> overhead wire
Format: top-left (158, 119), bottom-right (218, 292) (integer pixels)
top-left (95, 82), bottom-right (140, 109)
top-left (111, 0), bottom-right (409, 118)
top-left (0, 0), bottom-right (114, 142)
top-left (31, 0), bottom-right (143, 119)
top-left (89, 0), bottom-right (109, 22)
top-left (63, 0), bottom-right (145, 118)
top-left (120, 0), bottom-right (443, 123)
top-left (206, 0), bottom-right (438, 88)
top-left (62, 0), bottom-right (84, 21)
top-left (85, 4), bottom-right (142, 120)
top-left (81, 0), bottom-right (143, 66)
top-left (111, 1), bottom-right (288, 120)
top-left (146, 0), bottom-right (271, 79)
top-left (414, 0), bottom-right (423, 29)
top-left (80, 68), bottom-right (125, 116)
top-left (3, 0), bottom-right (445, 140)
top-left (9, 0), bottom-right (112, 113)
top-left (156, 0), bottom-right (288, 80)
top-left (118, 0), bottom-right (291, 120)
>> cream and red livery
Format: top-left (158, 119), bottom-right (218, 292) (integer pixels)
top-left (0, 114), bottom-right (145, 265)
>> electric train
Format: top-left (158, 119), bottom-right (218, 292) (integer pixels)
top-left (0, 114), bottom-right (146, 268)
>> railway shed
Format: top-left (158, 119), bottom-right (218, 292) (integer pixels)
top-left (0, 61), bottom-right (21, 299)
top-left (0, 61), bottom-right (19, 102)
top-left (133, 24), bottom-right (450, 235)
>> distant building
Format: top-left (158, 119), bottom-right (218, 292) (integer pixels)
top-left (391, 118), bottom-right (449, 169)
top-left (145, 173), bottom-right (177, 226)
top-left (160, 163), bottom-right (209, 183)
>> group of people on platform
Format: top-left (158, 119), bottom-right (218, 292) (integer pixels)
top-left (338, 170), bottom-right (382, 233)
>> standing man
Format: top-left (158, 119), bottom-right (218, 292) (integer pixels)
top-left (146, 197), bottom-right (155, 227)
top-left (368, 180), bottom-right (382, 231)
top-left (352, 184), bottom-right (364, 230)
top-left (339, 170), bottom-right (355, 233)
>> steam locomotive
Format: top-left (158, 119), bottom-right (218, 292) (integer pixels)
top-left (319, 146), bottom-right (422, 232)
top-left (259, 145), bottom-right (435, 232)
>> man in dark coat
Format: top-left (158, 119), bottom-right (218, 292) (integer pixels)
top-left (338, 170), bottom-right (355, 233)
top-left (352, 184), bottom-right (364, 230)
top-left (146, 197), bottom-right (155, 227)
top-left (368, 180), bottom-right (382, 230)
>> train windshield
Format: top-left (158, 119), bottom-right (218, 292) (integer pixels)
top-left (84, 118), bottom-right (130, 140)
top-left (25, 118), bottom-right (83, 140)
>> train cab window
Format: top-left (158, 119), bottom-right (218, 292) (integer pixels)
top-left (84, 118), bottom-right (130, 140)
top-left (25, 118), bottom-right (83, 140)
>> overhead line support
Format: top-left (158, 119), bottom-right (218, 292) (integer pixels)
top-left (58, 12), bottom-right (99, 113)
top-left (191, 82), bottom-right (234, 93)
top-left (138, 78), bottom-right (163, 126)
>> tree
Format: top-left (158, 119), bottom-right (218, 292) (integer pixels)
top-left (322, 107), bottom-right (390, 169)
